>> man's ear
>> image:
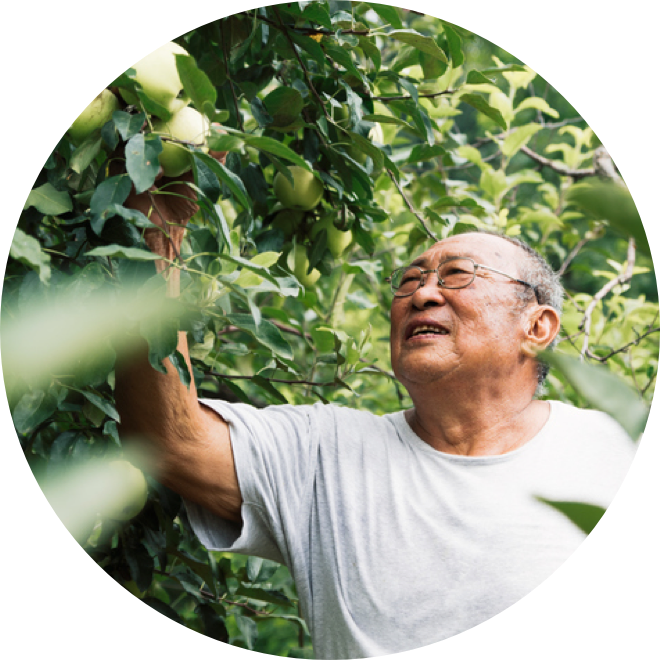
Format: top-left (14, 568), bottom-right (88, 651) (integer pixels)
top-left (520, 306), bottom-right (561, 358)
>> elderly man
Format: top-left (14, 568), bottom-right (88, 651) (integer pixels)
top-left (117, 199), bottom-right (635, 657)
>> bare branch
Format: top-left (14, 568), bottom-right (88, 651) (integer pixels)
top-left (557, 236), bottom-right (590, 277)
top-left (386, 170), bottom-right (439, 242)
top-left (585, 326), bottom-right (660, 363)
top-left (580, 237), bottom-right (636, 358)
top-left (371, 89), bottom-right (457, 102)
top-left (520, 145), bottom-right (595, 179)
top-left (274, 7), bottom-right (331, 123)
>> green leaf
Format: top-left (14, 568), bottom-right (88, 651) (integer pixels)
top-left (140, 314), bottom-right (179, 375)
top-left (245, 136), bottom-right (309, 170)
top-left (70, 136), bottom-right (103, 174)
top-left (515, 96), bottom-right (559, 118)
top-left (324, 43), bottom-right (363, 80)
top-left (537, 499), bottom-right (606, 535)
top-left (540, 351), bottom-right (649, 440)
top-left (442, 21), bottom-right (463, 66)
top-left (194, 154), bottom-right (251, 210)
top-left (112, 110), bottom-right (146, 141)
top-left (24, 183), bottom-right (72, 216)
top-left (263, 87), bottom-right (305, 127)
top-left (460, 93), bottom-right (507, 130)
top-left (225, 314), bottom-right (293, 360)
top-left (79, 390), bottom-right (120, 422)
top-left (301, 1), bottom-right (332, 28)
top-left (501, 123), bottom-right (542, 157)
top-left (234, 585), bottom-right (292, 606)
top-left (466, 70), bottom-right (494, 85)
top-left (192, 155), bottom-right (221, 204)
top-left (388, 30), bottom-right (448, 63)
top-left (288, 31), bottom-right (327, 70)
top-left (86, 245), bottom-right (160, 261)
top-left (408, 144), bottom-right (447, 164)
top-left (175, 54), bottom-right (217, 119)
top-left (125, 134), bottom-right (163, 194)
top-left (10, 229), bottom-right (51, 283)
top-left (234, 615), bottom-right (258, 650)
top-left (252, 375), bottom-right (288, 404)
top-left (369, 3), bottom-right (403, 29)
top-left (362, 113), bottom-right (415, 131)
top-left (170, 350), bottom-right (192, 389)
top-left (90, 175), bottom-right (132, 218)
top-left (12, 389), bottom-right (57, 435)
top-left (566, 179), bottom-right (650, 256)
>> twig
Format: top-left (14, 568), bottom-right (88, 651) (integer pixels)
top-left (585, 326), bottom-right (660, 363)
top-left (274, 7), bottom-right (331, 123)
top-left (214, 22), bottom-right (243, 131)
top-left (557, 236), bottom-right (590, 277)
top-left (387, 170), bottom-right (439, 242)
top-left (258, 15), bottom-right (369, 36)
top-left (520, 145), bottom-right (595, 179)
top-left (214, 372), bottom-right (338, 388)
top-left (580, 237), bottom-right (636, 358)
top-left (372, 89), bottom-right (457, 102)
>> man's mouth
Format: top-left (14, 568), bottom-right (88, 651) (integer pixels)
top-left (406, 323), bottom-right (449, 339)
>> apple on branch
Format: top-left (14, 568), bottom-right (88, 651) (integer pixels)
top-left (67, 89), bottom-right (120, 145)
top-left (152, 107), bottom-right (211, 177)
top-left (291, 244), bottom-right (320, 288)
top-left (274, 166), bottom-right (324, 211)
top-left (311, 213), bottom-right (353, 259)
top-left (121, 41), bottom-right (189, 113)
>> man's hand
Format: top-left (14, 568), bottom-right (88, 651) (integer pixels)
top-left (122, 124), bottom-right (228, 291)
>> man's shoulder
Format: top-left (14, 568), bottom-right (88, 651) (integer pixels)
top-left (547, 399), bottom-right (636, 456)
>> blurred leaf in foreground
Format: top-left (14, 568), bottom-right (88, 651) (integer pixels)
top-left (567, 178), bottom-right (650, 256)
top-left (1, 280), bottom-right (183, 402)
top-left (541, 350), bottom-right (649, 441)
top-left (536, 499), bottom-right (606, 535)
top-left (38, 450), bottom-right (155, 544)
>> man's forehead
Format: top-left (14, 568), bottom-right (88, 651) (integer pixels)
top-left (411, 233), bottom-right (518, 266)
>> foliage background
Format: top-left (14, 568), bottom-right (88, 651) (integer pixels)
top-left (2, 2), bottom-right (658, 657)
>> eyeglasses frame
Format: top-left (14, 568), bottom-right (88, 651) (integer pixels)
top-left (387, 256), bottom-right (540, 303)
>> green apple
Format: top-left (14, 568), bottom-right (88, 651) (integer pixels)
top-left (152, 106), bottom-right (210, 177)
top-left (333, 104), bottom-right (351, 127)
top-left (291, 244), bottom-right (320, 287)
top-left (368, 123), bottom-right (384, 144)
top-left (124, 41), bottom-right (189, 112)
top-left (67, 89), bottom-right (120, 145)
top-left (311, 214), bottom-right (353, 259)
top-left (273, 166), bottom-right (324, 211)
top-left (272, 209), bottom-right (304, 236)
top-left (106, 460), bottom-right (148, 521)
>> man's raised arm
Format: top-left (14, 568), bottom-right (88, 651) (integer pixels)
top-left (114, 158), bottom-right (243, 523)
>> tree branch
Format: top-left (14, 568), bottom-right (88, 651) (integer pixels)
top-left (372, 89), bottom-right (457, 102)
top-left (585, 326), bottom-right (660, 363)
top-left (557, 236), bottom-right (590, 277)
top-left (580, 237), bottom-right (636, 358)
top-left (387, 170), bottom-right (439, 242)
top-left (520, 144), bottom-right (595, 179)
top-left (274, 7), bottom-right (331, 123)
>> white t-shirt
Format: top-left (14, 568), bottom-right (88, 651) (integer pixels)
top-left (185, 400), bottom-right (636, 659)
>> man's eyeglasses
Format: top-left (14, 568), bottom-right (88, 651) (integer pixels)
top-left (387, 257), bottom-right (539, 302)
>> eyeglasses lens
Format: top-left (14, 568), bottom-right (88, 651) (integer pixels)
top-left (391, 259), bottom-right (476, 296)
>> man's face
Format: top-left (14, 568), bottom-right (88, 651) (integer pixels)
top-left (389, 233), bottom-right (531, 390)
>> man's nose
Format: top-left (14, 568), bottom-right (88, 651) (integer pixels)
top-left (411, 271), bottom-right (446, 308)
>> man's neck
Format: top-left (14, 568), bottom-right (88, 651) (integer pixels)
top-left (404, 383), bottom-right (550, 457)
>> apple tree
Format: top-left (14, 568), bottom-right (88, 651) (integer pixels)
top-left (3, 2), bottom-right (657, 656)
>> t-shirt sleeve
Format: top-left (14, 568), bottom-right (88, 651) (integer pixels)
top-left (183, 400), bottom-right (320, 566)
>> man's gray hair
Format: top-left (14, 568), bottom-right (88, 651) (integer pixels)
top-left (467, 230), bottom-right (564, 387)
